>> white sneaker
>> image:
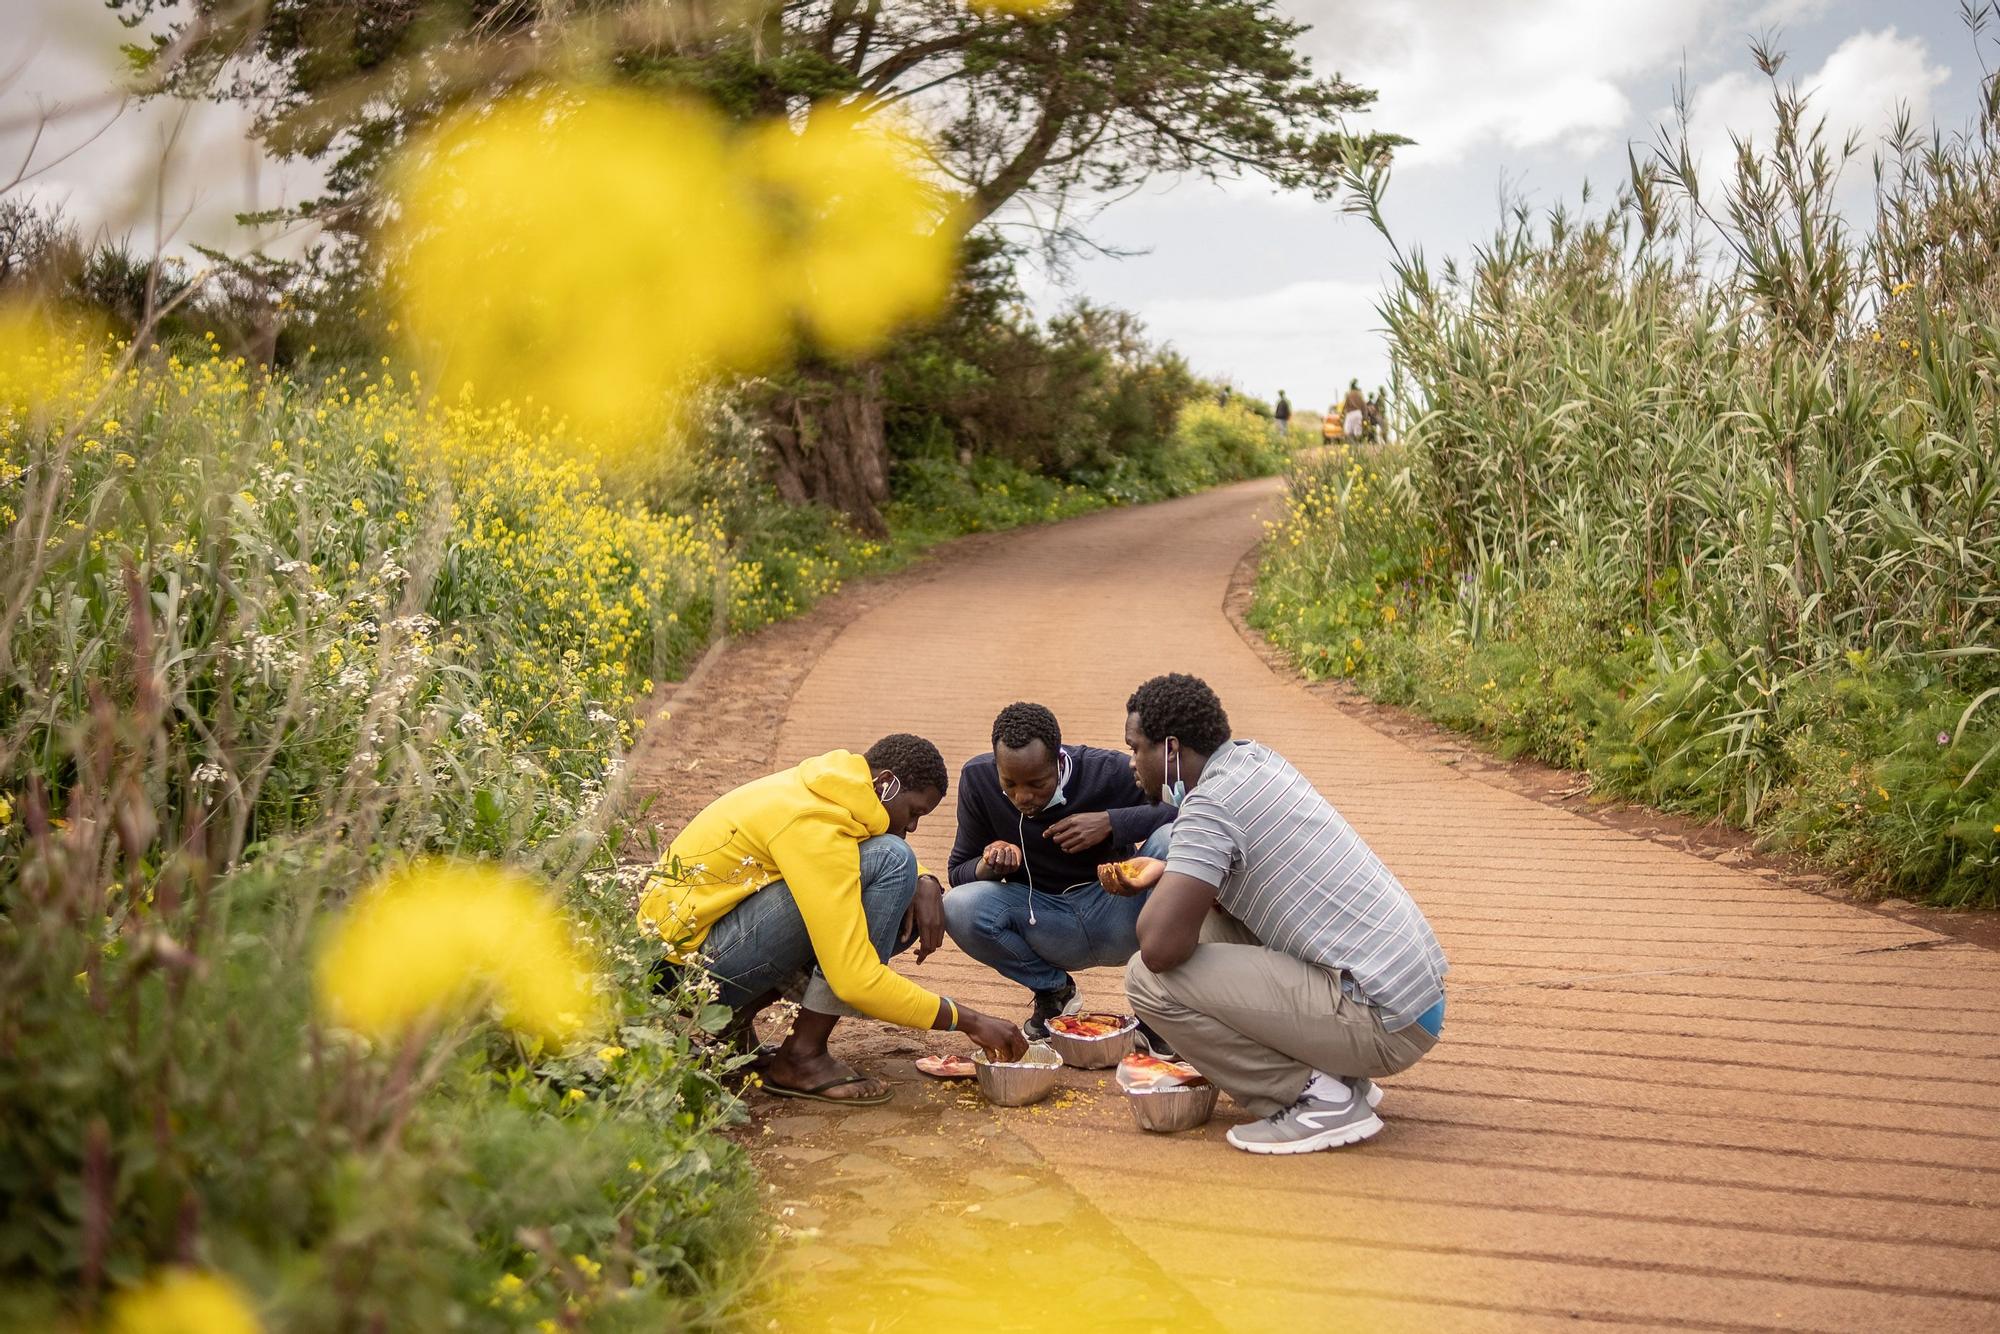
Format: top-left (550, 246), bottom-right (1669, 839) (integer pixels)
top-left (1226, 1088), bottom-right (1382, 1155)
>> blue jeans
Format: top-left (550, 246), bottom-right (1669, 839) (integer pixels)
top-left (942, 826), bottom-right (1170, 996)
top-left (695, 835), bottom-right (919, 1018)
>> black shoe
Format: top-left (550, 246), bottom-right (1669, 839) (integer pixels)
top-left (1135, 1018), bottom-right (1178, 1061)
top-left (1023, 980), bottom-right (1079, 1040)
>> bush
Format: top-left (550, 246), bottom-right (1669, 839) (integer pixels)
top-left (0, 331), bottom-right (761, 1326)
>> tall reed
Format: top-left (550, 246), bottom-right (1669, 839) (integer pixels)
top-left (1262, 19), bottom-right (2000, 903)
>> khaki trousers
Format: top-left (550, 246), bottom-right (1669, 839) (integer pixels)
top-left (1125, 909), bottom-right (1438, 1117)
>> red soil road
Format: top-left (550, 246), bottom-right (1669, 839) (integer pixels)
top-left (635, 478), bottom-right (2000, 1332)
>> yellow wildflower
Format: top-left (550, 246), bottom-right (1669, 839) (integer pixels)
top-left (596, 1045), bottom-right (627, 1062)
top-left (389, 88), bottom-right (786, 461)
top-left (107, 1268), bottom-right (261, 1334)
top-left (315, 860), bottom-right (605, 1044)
top-left (749, 102), bottom-right (960, 356)
top-left (564, 1087), bottom-right (588, 1104)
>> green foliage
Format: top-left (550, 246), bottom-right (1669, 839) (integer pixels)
top-left (0, 348), bottom-right (761, 1325)
top-left (1257, 31), bottom-right (2000, 906)
top-left (111, 0), bottom-right (1394, 250)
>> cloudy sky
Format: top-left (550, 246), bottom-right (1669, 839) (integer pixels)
top-left (5, 1), bottom-right (1986, 409)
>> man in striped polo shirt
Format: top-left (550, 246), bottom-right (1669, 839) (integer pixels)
top-left (1106, 673), bottom-right (1448, 1154)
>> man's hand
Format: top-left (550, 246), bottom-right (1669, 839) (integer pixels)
top-left (959, 1008), bottom-right (1029, 1062)
top-left (1045, 810), bottom-right (1113, 853)
top-left (904, 874), bottom-right (947, 963)
top-left (1098, 855), bottom-right (1167, 897)
top-left (978, 840), bottom-right (1022, 879)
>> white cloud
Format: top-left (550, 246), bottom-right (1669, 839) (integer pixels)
top-left (1293, 0), bottom-right (1732, 167)
top-left (1284, 0), bottom-right (1876, 172)
top-left (1136, 278), bottom-right (1393, 408)
top-left (1673, 27), bottom-right (1949, 187)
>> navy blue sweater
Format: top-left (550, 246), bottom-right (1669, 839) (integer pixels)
top-left (946, 745), bottom-right (1175, 892)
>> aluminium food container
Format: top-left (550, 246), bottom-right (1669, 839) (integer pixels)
top-left (1123, 1082), bottom-right (1220, 1133)
top-left (1044, 1013), bottom-right (1141, 1069)
top-left (972, 1042), bottom-right (1063, 1107)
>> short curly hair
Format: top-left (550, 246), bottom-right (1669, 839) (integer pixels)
top-left (1126, 673), bottom-right (1231, 754)
top-left (991, 701), bottom-right (1061, 757)
top-left (864, 733), bottom-right (948, 796)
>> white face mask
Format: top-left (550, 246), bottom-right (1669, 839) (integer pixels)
top-left (1043, 747), bottom-right (1074, 811)
top-left (1162, 739), bottom-right (1186, 807)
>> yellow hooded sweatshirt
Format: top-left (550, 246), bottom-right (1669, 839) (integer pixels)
top-left (636, 750), bottom-right (941, 1030)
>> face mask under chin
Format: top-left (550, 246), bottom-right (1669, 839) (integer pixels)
top-left (1014, 747), bottom-right (1072, 815)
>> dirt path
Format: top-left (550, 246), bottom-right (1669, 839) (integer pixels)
top-left (635, 479), bottom-right (2000, 1332)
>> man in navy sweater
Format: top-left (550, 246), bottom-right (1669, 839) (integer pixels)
top-left (943, 702), bottom-right (1177, 1040)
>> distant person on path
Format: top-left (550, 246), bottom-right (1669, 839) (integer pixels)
top-left (1341, 379), bottom-right (1366, 442)
top-left (1217, 385), bottom-right (1232, 408)
top-left (1321, 403), bottom-right (1341, 444)
top-left (1272, 390), bottom-right (1292, 439)
top-left (1105, 674), bottom-right (1449, 1154)
top-left (944, 703), bottom-right (1178, 1045)
top-left (638, 735), bottom-right (1027, 1104)
top-left (1364, 387), bottom-right (1387, 442)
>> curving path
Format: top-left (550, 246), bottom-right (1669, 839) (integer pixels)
top-left (644, 478), bottom-right (2000, 1332)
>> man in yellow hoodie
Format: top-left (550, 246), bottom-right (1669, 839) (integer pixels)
top-left (640, 733), bottom-right (1027, 1103)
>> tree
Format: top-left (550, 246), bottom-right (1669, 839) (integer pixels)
top-left (113, 0), bottom-right (1396, 528)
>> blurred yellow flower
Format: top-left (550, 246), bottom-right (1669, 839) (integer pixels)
top-left (108, 1268), bottom-right (261, 1334)
top-left (316, 860), bottom-right (604, 1044)
top-left (0, 300), bottom-right (105, 416)
top-left (596, 1044), bottom-right (627, 1062)
top-left (749, 103), bottom-right (961, 356)
top-left (388, 88), bottom-right (787, 462)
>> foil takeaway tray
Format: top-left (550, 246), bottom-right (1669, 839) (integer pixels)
top-left (972, 1041), bottom-right (1063, 1107)
top-left (1123, 1081), bottom-right (1219, 1133)
top-left (1044, 1013), bottom-right (1141, 1069)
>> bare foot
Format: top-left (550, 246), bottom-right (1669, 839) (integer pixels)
top-left (762, 1047), bottom-right (889, 1102)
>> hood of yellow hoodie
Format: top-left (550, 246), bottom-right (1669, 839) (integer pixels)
top-left (796, 750), bottom-right (891, 835)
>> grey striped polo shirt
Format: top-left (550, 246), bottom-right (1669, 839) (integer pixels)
top-left (1164, 739), bottom-right (1448, 1031)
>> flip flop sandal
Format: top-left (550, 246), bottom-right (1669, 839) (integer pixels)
top-left (763, 1072), bottom-right (894, 1106)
